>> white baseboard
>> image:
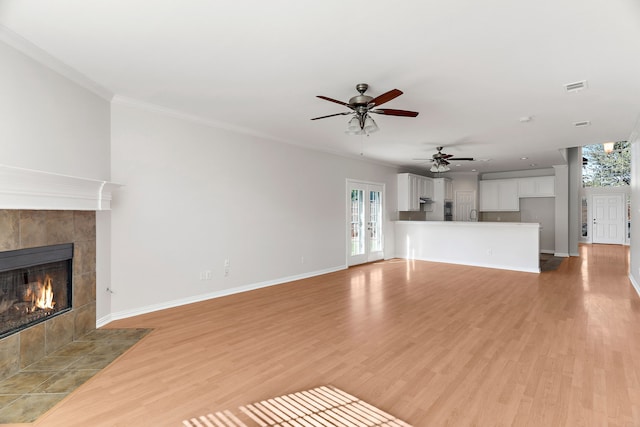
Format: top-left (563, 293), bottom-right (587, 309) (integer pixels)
top-left (554, 252), bottom-right (570, 258)
top-left (540, 249), bottom-right (555, 254)
top-left (96, 314), bottom-right (113, 328)
top-left (99, 265), bottom-right (346, 327)
top-left (629, 274), bottom-right (640, 299)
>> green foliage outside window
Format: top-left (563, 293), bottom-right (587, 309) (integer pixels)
top-left (582, 141), bottom-right (630, 187)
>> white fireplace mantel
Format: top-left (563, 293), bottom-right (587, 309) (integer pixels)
top-left (0, 164), bottom-right (122, 211)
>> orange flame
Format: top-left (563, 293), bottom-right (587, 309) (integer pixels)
top-left (26, 276), bottom-right (56, 311)
top-left (35, 276), bottom-right (55, 310)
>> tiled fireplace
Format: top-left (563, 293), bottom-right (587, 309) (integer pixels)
top-left (0, 210), bottom-right (97, 382)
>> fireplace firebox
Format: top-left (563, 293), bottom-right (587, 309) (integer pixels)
top-left (0, 243), bottom-right (73, 339)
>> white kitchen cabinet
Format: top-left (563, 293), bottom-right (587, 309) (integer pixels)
top-left (479, 180), bottom-right (499, 211)
top-left (517, 176), bottom-right (555, 197)
top-left (432, 177), bottom-right (452, 200)
top-left (479, 179), bottom-right (519, 211)
top-left (398, 173), bottom-right (433, 211)
top-left (420, 177), bottom-right (434, 199)
top-left (428, 178), bottom-right (453, 220)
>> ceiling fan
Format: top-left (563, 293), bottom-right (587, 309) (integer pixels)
top-left (415, 146), bottom-right (475, 172)
top-left (311, 83), bottom-right (419, 135)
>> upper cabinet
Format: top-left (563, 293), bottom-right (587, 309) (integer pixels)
top-left (479, 175), bottom-right (555, 211)
top-left (479, 179), bottom-right (519, 211)
top-left (445, 179), bottom-right (453, 200)
top-left (517, 176), bottom-right (555, 197)
top-left (397, 173), bottom-right (433, 211)
top-left (432, 177), bottom-right (452, 200)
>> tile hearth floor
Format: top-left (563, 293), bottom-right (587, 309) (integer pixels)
top-left (0, 328), bottom-right (151, 424)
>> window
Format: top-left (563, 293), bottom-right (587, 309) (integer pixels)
top-left (582, 141), bottom-right (630, 187)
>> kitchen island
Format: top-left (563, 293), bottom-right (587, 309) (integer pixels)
top-left (394, 221), bottom-right (540, 273)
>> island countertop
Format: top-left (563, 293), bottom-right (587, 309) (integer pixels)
top-left (394, 220), bottom-right (540, 273)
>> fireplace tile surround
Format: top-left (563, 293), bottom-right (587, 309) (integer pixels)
top-left (0, 209), bottom-right (97, 383)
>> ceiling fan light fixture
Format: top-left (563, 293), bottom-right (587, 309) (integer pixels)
top-left (363, 116), bottom-right (379, 134)
top-left (345, 116), bottom-right (361, 135)
top-left (431, 162), bottom-right (450, 173)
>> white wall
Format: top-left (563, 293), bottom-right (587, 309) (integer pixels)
top-left (520, 198), bottom-right (555, 253)
top-left (108, 101), bottom-right (399, 317)
top-left (448, 172), bottom-right (479, 194)
top-left (629, 136), bottom-right (640, 297)
top-left (0, 40), bottom-right (113, 322)
top-left (567, 147), bottom-right (581, 255)
top-left (554, 165), bottom-right (569, 257)
top-left (0, 41), bottom-right (110, 180)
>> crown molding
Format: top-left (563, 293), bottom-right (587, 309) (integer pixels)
top-left (0, 24), bottom-right (113, 101)
top-left (111, 95), bottom-right (296, 144)
top-left (111, 95), bottom-right (401, 171)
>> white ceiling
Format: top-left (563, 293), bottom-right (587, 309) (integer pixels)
top-left (2, 0), bottom-right (640, 174)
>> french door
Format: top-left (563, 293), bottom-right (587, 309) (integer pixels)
top-left (347, 181), bottom-right (384, 266)
top-left (592, 194), bottom-right (624, 244)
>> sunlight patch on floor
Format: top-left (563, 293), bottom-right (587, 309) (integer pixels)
top-left (183, 385), bottom-right (412, 427)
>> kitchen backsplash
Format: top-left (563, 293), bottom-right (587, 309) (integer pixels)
top-left (479, 211), bottom-right (522, 222)
top-left (397, 211), bottom-right (427, 221)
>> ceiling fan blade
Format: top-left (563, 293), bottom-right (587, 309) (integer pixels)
top-left (448, 157), bottom-right (475, 161)
top-left (370, 108), bottom-right (419, 117)
top-left (369, 89), bottom-right (403, 107)
top-left (311, 112), bottom-right (353, 120)
top-left (316, 95), bottom-right (352, 108)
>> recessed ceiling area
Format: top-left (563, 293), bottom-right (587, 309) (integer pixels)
top-left (1, 0), bottom-right (639, 174)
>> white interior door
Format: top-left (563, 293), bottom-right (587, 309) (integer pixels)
top-left (592, 194), bottom-right (624, 244)
top-left (455, 190), bottom-right (477, 221)
top-left (347, 181), bottom-right (384, 266)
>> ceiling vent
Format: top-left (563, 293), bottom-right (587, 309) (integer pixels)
top-left (564, 80), bottom-right (588, 92)
top-left (573, 120), bottom-right (591, 127)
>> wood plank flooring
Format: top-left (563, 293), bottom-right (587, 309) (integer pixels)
top-left (23, 244), bottom-right (640, 427)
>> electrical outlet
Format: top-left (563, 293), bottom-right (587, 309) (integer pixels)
top-left (301, 256), bottom-right (304, 264)
top-left (205, 270), bottom-right (212, 280)
top-left (224, 259), bottom-right (230, 276)
top-left (487, 248), bottom-right (493, 255)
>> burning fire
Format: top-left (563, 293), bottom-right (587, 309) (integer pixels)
top-left (25, 275), bottom-right (56, 311)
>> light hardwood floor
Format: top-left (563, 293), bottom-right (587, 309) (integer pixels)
top-left (25, 244), bottom-right (640, 427)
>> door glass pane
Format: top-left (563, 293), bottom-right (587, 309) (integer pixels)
top-left (369, 190), bottom-right (383, 252)
top-left (351, 189), bottom-right (365, 256)
top-left (627, 195), bottom-right (631, 239)
top-left (581, 197), bottom-right (588, 238)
